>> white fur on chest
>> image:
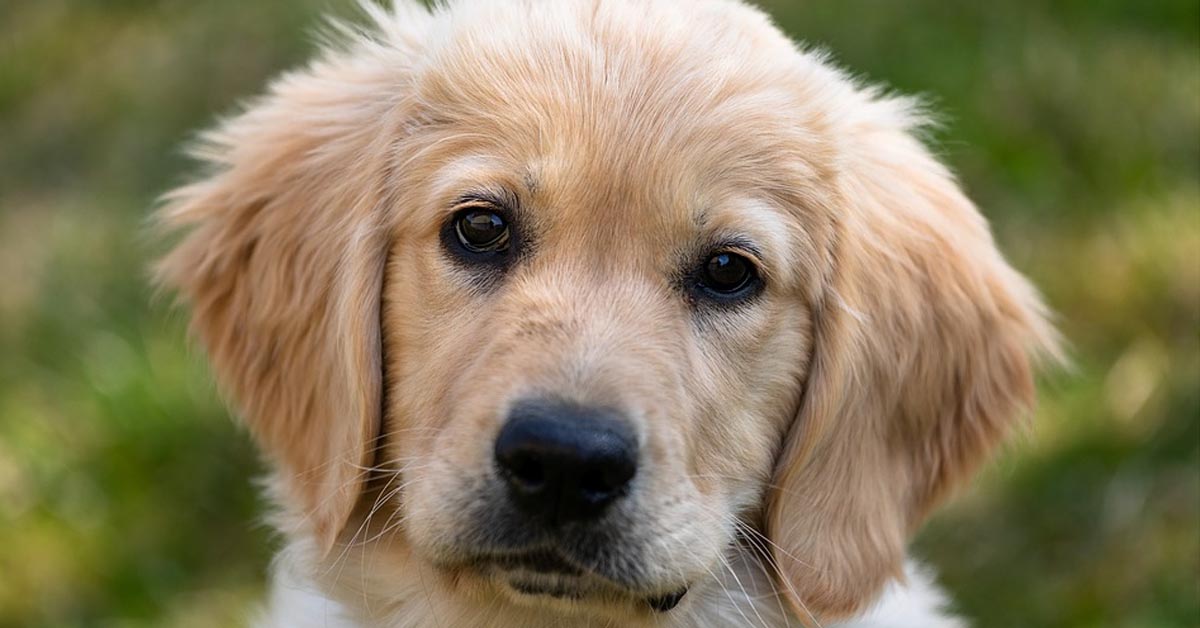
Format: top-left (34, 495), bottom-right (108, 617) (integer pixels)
top-left (257, 544), bottom-right (963, 628)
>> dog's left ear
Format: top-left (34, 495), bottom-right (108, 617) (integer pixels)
top-left (156, 7), bottom-right (430, 554)
top-left (764, 95), bottom-right (1061, 623)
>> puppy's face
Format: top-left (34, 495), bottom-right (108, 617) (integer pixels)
top-left (159, 0), bottom-right (1057, 623)
top-left (385, 98), bottom-right (819, 613)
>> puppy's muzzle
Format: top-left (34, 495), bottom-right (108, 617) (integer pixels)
top-left (494, 399), bottom-right (637, 525)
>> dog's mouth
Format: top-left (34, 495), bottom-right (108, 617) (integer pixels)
top-left (489, 548), bottom-right (584, 576)
top-left (477, 549), bottom-right (690, 613)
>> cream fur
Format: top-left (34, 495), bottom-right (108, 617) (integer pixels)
top-left (158, 1), bottom-right (1058, 626)
top-left (258, 551), bottom-right (961, 628)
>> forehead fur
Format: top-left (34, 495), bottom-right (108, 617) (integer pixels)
top-left (384, 0), bottom-right (868, 299)
top-left (408, 1), bottom-right (852, 204)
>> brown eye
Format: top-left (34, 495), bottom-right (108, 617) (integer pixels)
top-left (700, 252), bottom-right (757, 295)
top-left (455, 208), bottom-right (510, 253)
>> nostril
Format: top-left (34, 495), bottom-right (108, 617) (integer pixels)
top-left (578, 458), bottom-right (636, 500)
top-left (578, 468), bottom-right (608, 499)
top-left (504, 452), bottom-right (546, 492)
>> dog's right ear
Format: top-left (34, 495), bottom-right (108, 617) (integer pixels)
top-left (155, 3), bottom-right (432, 554)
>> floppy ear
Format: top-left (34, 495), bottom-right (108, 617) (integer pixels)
top-left (156, 7), bottom-right (429, 554)
top-left (765, 97), bottom-right (1060, 622)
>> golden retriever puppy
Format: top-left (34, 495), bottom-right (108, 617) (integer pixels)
top-left (157, 1), bottom-right (1059, 626)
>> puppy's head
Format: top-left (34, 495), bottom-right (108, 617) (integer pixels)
top-left (158, 0), bottom-right (1057, 623)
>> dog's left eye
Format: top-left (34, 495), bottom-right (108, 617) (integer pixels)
top-left (693, 250), bottom-right (761, 301)
top-left (454, 208), bottom-right (511, 253)
top-left (702, 252), bottom-right (755, 292)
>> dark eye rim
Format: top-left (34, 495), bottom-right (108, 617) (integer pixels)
top-left (453, 206), bottom-right (511, 253)
top-left (690, 248), bottom-right (764, 303)
top-left (441, 201), bottom-right (519, 266)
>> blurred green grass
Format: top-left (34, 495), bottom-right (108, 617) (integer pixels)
top-left (1, 1), bottom-right (1196, 626)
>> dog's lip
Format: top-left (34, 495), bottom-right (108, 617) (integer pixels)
top-left (645, 587), bottom-right (689, 612)
top-left (506, 575), bottom-right (690, 614)
top-left (507, 577), bottom-right (588, 599)
top-left (470, 549), bottom-right (690, 612)
top-left (486, 548), bottom-right (585, 576)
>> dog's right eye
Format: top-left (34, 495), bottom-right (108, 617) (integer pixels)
top-left (454, 208), bottom-right (511, 253)
top-left (440, 198), bottom-right (522, 279)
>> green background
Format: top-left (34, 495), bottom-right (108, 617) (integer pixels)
top-left (1, 1), bottom-right (1197, 626)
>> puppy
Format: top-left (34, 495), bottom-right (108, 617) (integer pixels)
top-left (157, 1), bottom-right (1058, 626)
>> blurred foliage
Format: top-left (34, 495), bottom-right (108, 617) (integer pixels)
top-left (1, 0), bottom-right (1196, 626)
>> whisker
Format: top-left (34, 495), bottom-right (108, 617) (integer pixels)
top-left (680, 495), bottom-right (824, 627)
top-left (663, 529), bottom-right (760, 628)
top-left (716, 546), bottom-right (772, 628)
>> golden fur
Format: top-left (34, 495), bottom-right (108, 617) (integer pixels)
top-left (157, 1), bottom-right (1059, 626)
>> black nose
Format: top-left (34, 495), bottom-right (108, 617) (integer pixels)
top-left (494, 400), bottom-right (638, 524)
